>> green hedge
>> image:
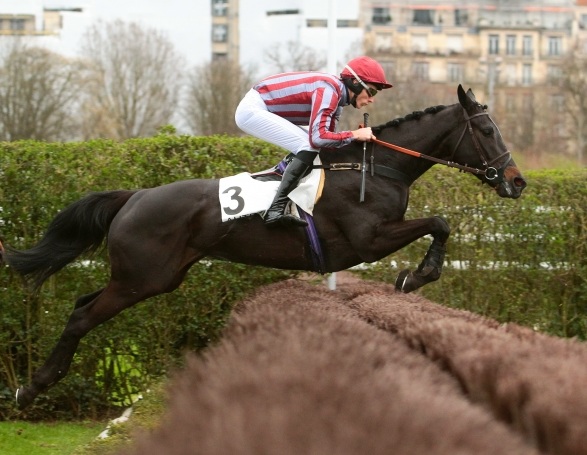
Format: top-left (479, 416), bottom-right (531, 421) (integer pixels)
top-left (0, 131), bottom-right (585, 420)
top-left (0, 131), bottom-right (295, 420)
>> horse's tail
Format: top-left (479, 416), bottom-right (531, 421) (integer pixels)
top-left (5, 190), bottom-right (137, 290)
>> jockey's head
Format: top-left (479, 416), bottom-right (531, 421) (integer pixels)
top-left (340, 56), bottom-right (393, 107)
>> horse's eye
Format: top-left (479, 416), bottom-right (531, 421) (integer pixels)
top-left (481, 127), bottom-right (493, 137)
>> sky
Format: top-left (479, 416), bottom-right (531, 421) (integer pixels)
top-left (41, 0), bottom-right (211, 67)
top-left (3, 0), bottom-right (360, 76)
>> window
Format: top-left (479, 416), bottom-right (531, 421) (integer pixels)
top-left (522, 63), bottom-right (532, 85)
top-left (488, 34), bottom-right (499, 55)
top-left (522, 35), bottom-right (532, 56)
top-left (306, 19), bottom-right (327, 27)
top-left (372, 7), bottom-right (391, 25)
top-left (337, 19), bottom-right (358, 27)
top-left (411, 62), bottom-right (429, 81)
top-left (212, 0), bottom-right (228, 17)
top-left (212, 24), bottom-right (228, 42)
top-left (547, 64), bottom-right (562, 81)
top-left (212, 52), bottom-right (228, 61)
top-left (549, 94), bottom-right (564, 113)
top-left (267, 9), bottom-right (299, 16)
top-left (504, 63), bottom-right (516, 86)
top-left (548, 36), bottom-right (562, 56)
top-left (447, 63), bottom-right (463, 82)
top-left (411, 34), bottom-right (428, 53)
top-left (10, 18), bottom-right (25, 30)
top-left (413, 10), bottom-right (433, 25)
top-left (455, 9), bottom-right (468, 26)
top-left (506, 35), bottom-right (516, 55)
top-left (446, 34), bottom-right (463, 54)
top-left (375, 33), bottom-right (393, 52)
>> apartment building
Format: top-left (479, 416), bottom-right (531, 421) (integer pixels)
top-left (362, 0), bottom-right (578, 92)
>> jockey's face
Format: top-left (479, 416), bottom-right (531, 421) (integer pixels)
top-left (354, 83), bottom-right (378, 109)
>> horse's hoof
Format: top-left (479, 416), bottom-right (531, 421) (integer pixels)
top-left (395, 269), bottom-right (411, 293)
top-left (15, 387), bottom-right (32, 410)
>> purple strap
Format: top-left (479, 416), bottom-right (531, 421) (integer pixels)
top-left (276, 158), bottom-right (325, 273)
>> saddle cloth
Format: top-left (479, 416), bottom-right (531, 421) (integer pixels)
top-left (218, 156), bottom-right (324, 222)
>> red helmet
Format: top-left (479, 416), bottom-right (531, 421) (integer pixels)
top-left (340, 56), bottom-right (392, 89)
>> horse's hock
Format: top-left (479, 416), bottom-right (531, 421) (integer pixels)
top-left (122, 277), bottom-right (587, 455)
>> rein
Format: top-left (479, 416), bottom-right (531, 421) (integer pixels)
top-left (318, 107), bottom-right (512, 192)
top-left (372, 109), bottom-right (510, 181)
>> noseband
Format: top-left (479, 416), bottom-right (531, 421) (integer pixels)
top-left (451, 109), bottom-right (511, 183)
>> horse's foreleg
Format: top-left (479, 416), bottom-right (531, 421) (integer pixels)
top-left (395, 216), bottom-right (450, 293)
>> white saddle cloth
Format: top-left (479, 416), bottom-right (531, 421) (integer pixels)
top-left (218, 156), bottom-right (323, 222)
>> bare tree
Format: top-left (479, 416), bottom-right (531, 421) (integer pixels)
top-left (559, 46), bottom-right (587, 165)
top-left (79, 20), bottom-right (185, 140)
top-left (265, 41), bottom-right (327, 73)
top-left (0, 40), bottom-right (82, 141)
top-left (184, 59), bottom-right (255, 136)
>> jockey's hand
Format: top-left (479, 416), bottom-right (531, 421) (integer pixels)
top-left (352, 127), bottom-right (375, 142)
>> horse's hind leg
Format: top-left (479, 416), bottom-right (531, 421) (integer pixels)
top-left (16, 284), bottom-right (146, 410)
top-left (395, 216), bottom-right (450, 293)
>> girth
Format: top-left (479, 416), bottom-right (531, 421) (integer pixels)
top-left (313, 162), bottom-right (412, 186)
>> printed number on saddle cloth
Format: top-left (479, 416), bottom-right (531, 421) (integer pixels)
top-left (218, 173), bottom-right (279, 222)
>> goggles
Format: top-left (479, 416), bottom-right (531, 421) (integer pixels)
top-left (344, 64), bottom-right (378, 97)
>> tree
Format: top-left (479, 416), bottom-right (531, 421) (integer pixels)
top-left (265, 41), bottom-right (327, 73)
top-left (79, 20), bottom-right (185, 140)
top-left (559, 45), bottom-right (587, 165)
top-left (0, 40), bottom-right (82, 141)
top-left (184, 60), bottom-right (255, 136)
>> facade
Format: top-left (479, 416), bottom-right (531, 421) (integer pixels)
top-left (211, 0), bottom-right (240, 62)
top-left (359, 0), bottom-right (585, 161)
top-left (361, 0), bottom-right (578, 99)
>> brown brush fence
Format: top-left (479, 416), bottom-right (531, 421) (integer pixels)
top-left (359, 166), bottom-right (587, 340)
top-left (0, 132), bottom-right (585, 419)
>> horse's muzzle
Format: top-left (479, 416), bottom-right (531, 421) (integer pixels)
top-left (494, 165), bottom-right (527, 199)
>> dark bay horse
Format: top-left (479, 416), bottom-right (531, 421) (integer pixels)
top-left (6, 85), bottom-right (526, 409)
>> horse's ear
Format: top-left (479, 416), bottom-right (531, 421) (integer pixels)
top-left (458, 84), bottom-right (477, 109)
top-left (457, 84), bottom-right (468, 107)
top-left (466, 88), bottom-right (477, 103)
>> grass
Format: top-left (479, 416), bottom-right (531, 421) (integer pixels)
top-left (71, 382), bottom-right (168, 455)
top-left (0, 382), bottom-right (168, 455)
top-left (0, 420), bottom-right (105, 455)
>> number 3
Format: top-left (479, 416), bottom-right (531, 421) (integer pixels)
top-left (222, 186), bottom-right (245, 216)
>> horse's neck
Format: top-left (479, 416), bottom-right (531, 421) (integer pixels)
top-left (374, 104), bottom-right (459, 182)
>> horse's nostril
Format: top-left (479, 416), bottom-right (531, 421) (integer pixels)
top-left (514, 177), bottom-right (527, 188)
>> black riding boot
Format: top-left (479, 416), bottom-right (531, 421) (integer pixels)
top-left (264, 157), bottom-right (311, 227)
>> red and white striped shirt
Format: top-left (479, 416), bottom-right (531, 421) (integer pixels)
top-left (254, 72), bottom-right (354, 149)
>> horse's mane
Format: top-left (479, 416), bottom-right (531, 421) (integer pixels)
top-left (372, 105), bottom-right (447, 133)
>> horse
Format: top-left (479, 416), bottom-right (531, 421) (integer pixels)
top-left (5, 84), bottom-right (526, 409)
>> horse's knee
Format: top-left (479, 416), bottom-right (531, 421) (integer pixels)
top-left (432, 216), bottom-right (451, 242)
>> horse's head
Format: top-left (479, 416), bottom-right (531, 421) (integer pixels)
top-left (456, 84), bottom-right (527, 199)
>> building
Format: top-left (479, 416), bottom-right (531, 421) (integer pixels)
top-left (212, 0), bottom-right (363, 77)
top-left (362, 0), bottom-right (579, 99)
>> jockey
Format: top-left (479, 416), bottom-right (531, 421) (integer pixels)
top-left (235, 56), bottom-right (392, 228)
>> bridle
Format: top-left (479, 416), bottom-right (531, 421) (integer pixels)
top-left (449, 109), bottom-right (512, 183)
top-left (371, 107), bottom-right (512, 184)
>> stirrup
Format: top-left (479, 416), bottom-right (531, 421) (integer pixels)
top-left (264, 211), bottom-right (307, 228)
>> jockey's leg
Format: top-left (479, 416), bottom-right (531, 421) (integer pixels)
top-left (265, 151), bottom-right (317, 227)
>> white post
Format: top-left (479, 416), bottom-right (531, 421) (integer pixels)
top-left (327, 0), bottom-right (337, 74)
top-left (327, 0), bottom-right (337, 290)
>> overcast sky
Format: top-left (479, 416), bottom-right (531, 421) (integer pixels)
top-left (41, 0), bottom-right (211, 66)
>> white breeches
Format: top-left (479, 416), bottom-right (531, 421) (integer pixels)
top-left (235, 89), bottom-right (319, 155)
